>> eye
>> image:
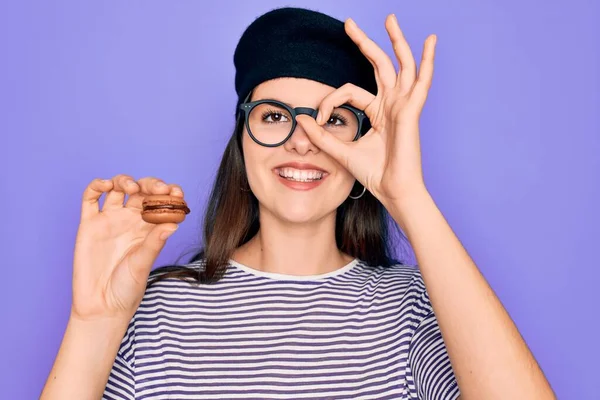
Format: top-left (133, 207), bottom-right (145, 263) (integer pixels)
top-left (326, 113), bottom-right (348, 126)
top-left (262, 110), bottom-right (290, 123)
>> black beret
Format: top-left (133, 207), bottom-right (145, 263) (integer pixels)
top-left (233, 7), bottom-right (377, 110)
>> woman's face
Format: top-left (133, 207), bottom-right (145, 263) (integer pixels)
top-left (242, 77), bottom-right (357, 224)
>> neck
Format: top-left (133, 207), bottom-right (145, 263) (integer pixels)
top-left (232, 208), bottom-right (353, 276)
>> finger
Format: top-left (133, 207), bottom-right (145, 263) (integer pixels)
top-left (125, 177), bottom-right (173, 209)
top-left (411, 35), bottom-right (437, 111)
top-left (167, 184), bottom-right (184, 198)
top-left (137, 177), bottom-right (172, 195)
top-left (81, 178), bottom-right (113, 220)
top-left (345, 18), bottom-right (397, 90)
top-left (386, 14), bottom-right (417, 93)
top-left (296, 115), bottom-right (351, 170)
top-left (103, 174), bottom-right (138, 210)
top-left (317, 83), bottom-right (376, 125)
top-left (125, 182), bottom-right (184, 209)
top-left (127, 223), bottom-right (178, 282)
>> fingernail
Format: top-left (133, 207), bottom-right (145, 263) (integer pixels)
top-left (315, 112), bottom-right (321, 125)
top-left (156, 181), bottom-right (166, 187)
top-left (160, 227), bottom-right (177, 240)
top-left (126, 180), bottom-right (136, 186)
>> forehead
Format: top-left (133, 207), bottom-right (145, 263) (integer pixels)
top-left (251, 77), bottom-right (336, 107)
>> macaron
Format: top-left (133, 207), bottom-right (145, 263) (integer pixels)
top-left (141, 194), bottom-right (191, 224)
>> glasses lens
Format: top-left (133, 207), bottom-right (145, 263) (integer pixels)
top-left (248, 102), bottom-right (293, 145)
top-left (247, 103), bottom-right (360, 145)
top-left (322, 107), bottom-right (360, 142)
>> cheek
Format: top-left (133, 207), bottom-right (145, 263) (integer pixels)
top-left (330, 158), bottom-right (356, 193)
top-left (242, 133), bottom-right (273, 189)
top-left (332, 172), bottom-right (357, 206)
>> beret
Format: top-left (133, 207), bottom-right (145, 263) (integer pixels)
top-left (233, 7), bottom-right (377, 110)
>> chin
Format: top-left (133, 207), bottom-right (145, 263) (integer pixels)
top-left (256, 197), bottom-right (330, 225)
top-left (277, 201), bottom-right (327, 224)
top-left (250, 176), bottom-right (351, 224)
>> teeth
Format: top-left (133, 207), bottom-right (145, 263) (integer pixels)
top-left (277, 167), bottom-right (324, 182)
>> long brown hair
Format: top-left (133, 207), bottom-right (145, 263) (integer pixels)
top-left (147, 99), bottom-right (406, 287)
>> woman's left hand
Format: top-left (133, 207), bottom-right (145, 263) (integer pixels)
top-left (296, 14), bottom-right (437, 208)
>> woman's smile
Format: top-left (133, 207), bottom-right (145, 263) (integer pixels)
top-left (272, 161), bottom-right (330, 191)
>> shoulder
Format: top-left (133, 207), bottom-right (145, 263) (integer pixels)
top-left (357, 260), bottom-right (435, 313)
top-left (360, 260), bottom-right (429, 291)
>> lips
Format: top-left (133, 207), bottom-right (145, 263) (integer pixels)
top-left (273, 161), bottom-right (328, 173)
top-left (271, 162), bottom-right (330, 191)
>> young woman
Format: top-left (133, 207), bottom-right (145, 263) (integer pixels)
top-left (41, 7), bottom-right (555, 399)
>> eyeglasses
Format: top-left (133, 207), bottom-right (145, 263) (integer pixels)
top-left (238, 98), bottom-right (367, 147)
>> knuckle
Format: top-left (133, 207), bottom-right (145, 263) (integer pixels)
top-left (138, 176), bottom-right (159, 187)
top-left (141, 177), bottom-right (169, 192)
top-left (342, 84), bottom-right (359, 99)
top-left (82, 178), bottom-right (110, 201)
top-left (112, 173), bottom-right (131, 182)
top-left (111, 174), bottom-right (133, 190)
top-left (122, 175), bottom-right (135, 183)
top-left (113, 174), bottom-right (135, 191)
top-left (87, 178), bottom-right (109, 192)
top-left (135, 177), bottom-right (155, 193)
top-left (341, 83), bottom-right (357, 92)
top-left (89, 178), bottom-right (103, 187)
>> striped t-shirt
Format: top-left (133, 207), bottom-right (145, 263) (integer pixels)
top-left (103, 258), bottom-right (460, 399)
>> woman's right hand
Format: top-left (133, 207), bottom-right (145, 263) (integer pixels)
top-left (70, 174), bottom-right (184, 322)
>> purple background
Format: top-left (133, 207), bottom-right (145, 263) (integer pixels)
top-left (1, 0), bottom-right (598, 398)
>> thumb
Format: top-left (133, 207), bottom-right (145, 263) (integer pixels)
top-left (129, 223), bottom-right (178, 278)
top-left (296, 115), bottom-right (351, 169)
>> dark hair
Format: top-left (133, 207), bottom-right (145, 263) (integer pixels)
top-left (147, 96), bottom-right (407, 287)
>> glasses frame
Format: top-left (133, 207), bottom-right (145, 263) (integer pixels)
top-left (237, 98), bottom-right (367, 148)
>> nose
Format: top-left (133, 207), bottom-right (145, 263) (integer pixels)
top-left (283, 116), bottom-right (320, 155)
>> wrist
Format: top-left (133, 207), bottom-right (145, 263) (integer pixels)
top-left (383, 186), bottom-right (434, 233)
top-left (67, 312), bottom-right (132, 335)
top-left (69, 303), bottom-right (135, 325)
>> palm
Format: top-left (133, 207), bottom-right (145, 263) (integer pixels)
top-left (72, 207), bottom-right (153, 319)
